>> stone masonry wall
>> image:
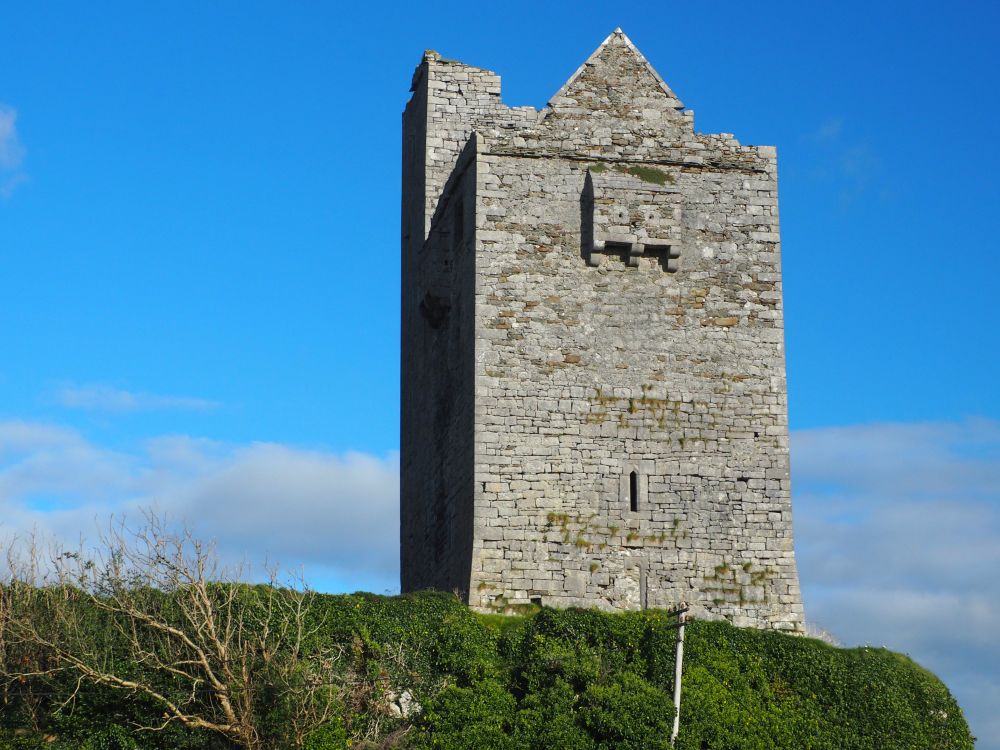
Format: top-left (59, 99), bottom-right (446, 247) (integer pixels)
top-left (402, 31), bottom-right (804, 630)
top-left (401, 51), bottom-right (535, 595)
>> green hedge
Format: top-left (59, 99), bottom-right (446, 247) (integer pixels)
top-left (0, 591), bottom-right (974, 749)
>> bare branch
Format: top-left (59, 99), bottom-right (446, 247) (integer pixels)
top-left (0, 512), bottom-right (347, 749)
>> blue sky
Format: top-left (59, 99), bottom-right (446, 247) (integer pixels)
top-left (1, 1), bottom-right (998, 746)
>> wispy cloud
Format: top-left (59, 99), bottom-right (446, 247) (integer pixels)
top-left (0, 104), bottom-right (27, 198)
top-left (803, 117), bottom-right (844, 142)
top-left (797, 116), bottom-right (881, 208)
top-left (0, 421), bottom-right (400, 592)
top-left (793, 418), bottom-right (1000, 750)
top-left (53, 383), bottom-right (220, 413)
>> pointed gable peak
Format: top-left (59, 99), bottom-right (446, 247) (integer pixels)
top-left (547, 29), bottom-right (685, 118)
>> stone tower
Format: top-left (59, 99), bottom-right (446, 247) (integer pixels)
top-left (401, 30), bottom-right (803, 630)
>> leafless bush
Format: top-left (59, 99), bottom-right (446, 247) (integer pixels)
top-left (0, 511), bottom-right (345, 749)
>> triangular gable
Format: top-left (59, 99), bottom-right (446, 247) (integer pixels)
top-left (547, 29), bottom-right (685, 120)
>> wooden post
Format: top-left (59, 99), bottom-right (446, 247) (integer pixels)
top-left (671, 602), bottom-right (686, 746)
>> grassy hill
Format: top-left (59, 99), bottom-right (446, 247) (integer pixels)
top-left (0, 591), bottom-right (974, 749)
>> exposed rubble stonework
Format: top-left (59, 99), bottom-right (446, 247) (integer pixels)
top-left (400, 29), bottom-right (804, 631)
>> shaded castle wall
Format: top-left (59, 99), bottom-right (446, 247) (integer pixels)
top-left (400, 54), bottom-right (515, 594)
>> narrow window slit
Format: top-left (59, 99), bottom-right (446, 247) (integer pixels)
top-left (629, 470), bottom-right (639, 512)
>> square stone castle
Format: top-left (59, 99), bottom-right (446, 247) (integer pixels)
top-left (401, 30), bottom-right (803, 630)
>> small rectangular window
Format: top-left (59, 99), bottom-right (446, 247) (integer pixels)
top-left (629, 470), bottom-right (639, 512)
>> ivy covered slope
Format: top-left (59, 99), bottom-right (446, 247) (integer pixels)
top-left (1, 591), bottom-right (974, 750)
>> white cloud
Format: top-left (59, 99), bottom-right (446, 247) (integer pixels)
top-left (0, 421), bottom-right (82, 452)
top-left (168, 442), bottom-right (399, 581)
top-left (793, 418), bottom-right (1000, 750)
top-left (0, 105), bottom-right (27, 198)
top-left (0, 421), bottom-right (399, 593)
top-left (53, 383), bottom-right (220, 413)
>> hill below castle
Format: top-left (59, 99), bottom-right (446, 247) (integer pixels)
top-left (0, 590), bottom-right (973, 749)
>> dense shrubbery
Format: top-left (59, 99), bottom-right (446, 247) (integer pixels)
top-left (1, 590), bottom-right (974, 749)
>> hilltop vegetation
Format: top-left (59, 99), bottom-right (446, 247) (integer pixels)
top-left (0, 589), bottom-right (974, 750)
